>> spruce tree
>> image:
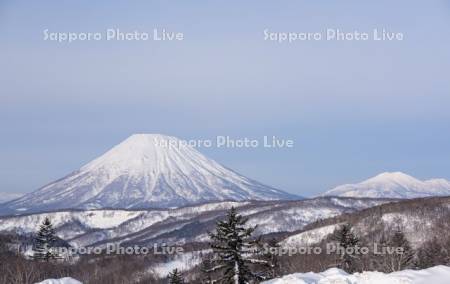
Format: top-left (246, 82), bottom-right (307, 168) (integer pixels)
top-left (258, 238), bottom-right (281, 280)
top-left (331, 223), bottom-right (360, 273)
top-left (168, 268), bottom-right (184, 284)
top-left (200, 257), bottom-right (214, 284)
top-left (207, 207), bottom-right (265, 284)
top-left (33, 217), bottom-right (58, 261)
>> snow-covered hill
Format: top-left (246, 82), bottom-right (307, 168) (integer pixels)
top-left (83, 197), bottom-right (390, 248)
top-left (278, 196), bottom-right (450, 249)
top-left (0, 201), bottom-right (246, 244)
top-left (0, 134), bottom-right (297, 215)
top-left (323, 172), bottom-right (450, 199)
top-left (0, 197), bottom-right (391, 248)
top-left (262, 266), bottom-right (450, 284)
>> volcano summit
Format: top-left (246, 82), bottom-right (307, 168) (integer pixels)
top-left (1, 134), bottom-right (297, 214)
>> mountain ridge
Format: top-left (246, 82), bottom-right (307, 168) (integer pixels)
top-left (323, 171), bottom-right (450, 198)
top-left (0, 197), bottom-right (392, 247)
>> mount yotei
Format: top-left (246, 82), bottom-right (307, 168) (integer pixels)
top-left (1, 134), bottom-right (297, 215)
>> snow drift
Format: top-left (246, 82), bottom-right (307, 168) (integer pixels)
top-left (262, 265), bottom-right (450, 284)
top-left (35, 277), bottom-right (82, 284)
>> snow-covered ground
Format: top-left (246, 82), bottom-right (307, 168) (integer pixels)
top-left (263, 265), bottom-right (450, 284)
top-left (35, 277), bottom-right (82, 284)
top-left (35, 265), bottom-right (450, 283)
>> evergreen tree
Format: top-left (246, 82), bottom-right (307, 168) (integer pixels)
top-left (385, 228), bottom-right (414, 271)
top-left (331, 223), bottom-right (361, 273)
top-left (33, 217), bottom-right (58, 261)
top-left (206, 207), bottom-right (265, 284)
top-left (168, 268), bottom-right (184, 284)
top-left (258, 238), bottom-right (281, 280)
top-left (200, 257), bottom-right (214, 284)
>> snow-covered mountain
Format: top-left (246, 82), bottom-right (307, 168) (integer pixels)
top-left (0, 192), bottom-right (23, 204)
top-left (0, 134), bottom-right (297, 215)
top-left (323, 172), bottom-right (450, 199)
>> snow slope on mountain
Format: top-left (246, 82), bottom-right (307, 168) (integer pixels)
top-left (280, 224), bottom-right (338, 247)
top-left (247, 205), bottom-right (342, 235)
top-left (149, 250), bottom-right (208, 278)
top-left (0, 192), bottom-right (23, 204)
top-left (262, 266), bottom-right (450, 284)
top-left (323, 172), bottom-right (450, 198)
top-left (0, 209), bottom-right (147, 241)
top-left (1, 134), bottom-right (297, 215)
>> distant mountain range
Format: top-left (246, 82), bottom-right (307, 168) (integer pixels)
top-left (0, 134), bottom-right (297, 215)
top-left (323, 172), bottom-right (450, 199)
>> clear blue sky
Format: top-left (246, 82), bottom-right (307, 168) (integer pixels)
top-left (1, 1), bottom-right (449, 197)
